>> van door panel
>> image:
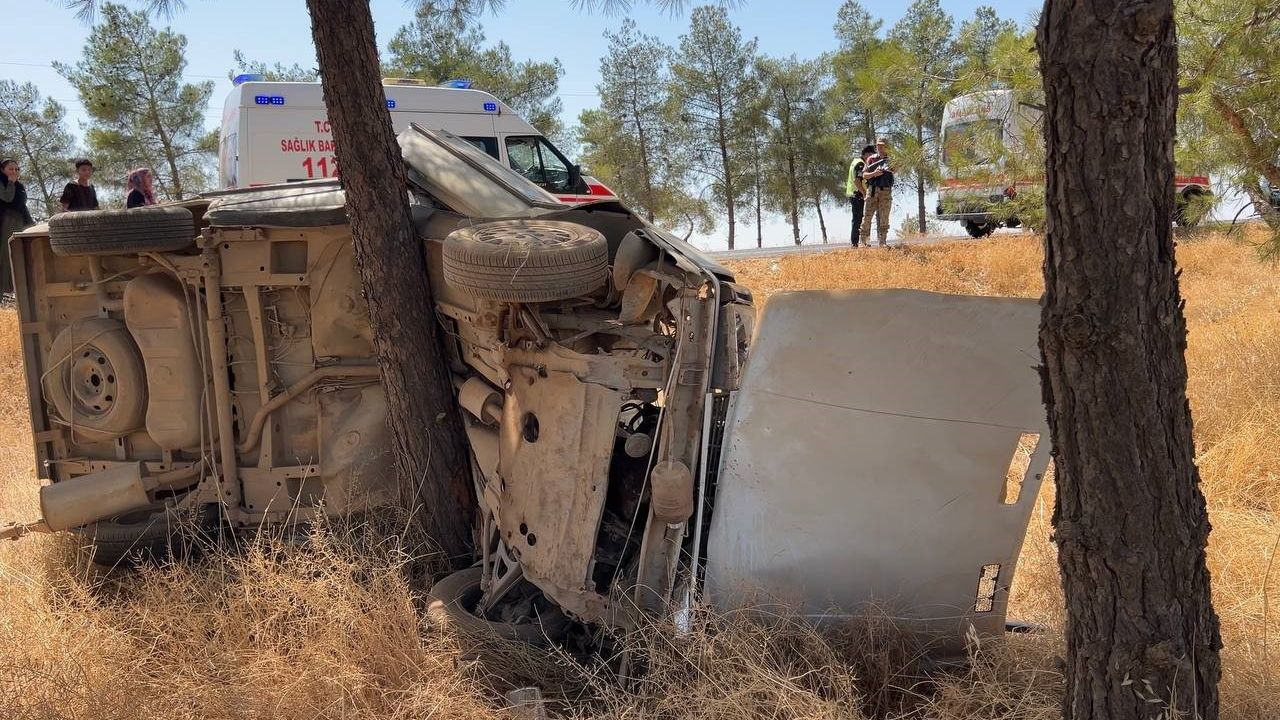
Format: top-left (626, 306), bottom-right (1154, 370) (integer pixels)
top-left (704, 289), bottom-right (1049, 655)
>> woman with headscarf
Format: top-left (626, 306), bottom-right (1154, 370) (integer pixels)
top-left (1, 158), bottom-right (35, 296)
top-left (125, 167), bottom-right (157, 209)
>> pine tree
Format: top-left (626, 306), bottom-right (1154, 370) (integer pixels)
top-left (1038, 0), bottom-right (1223, 714)
top-left (55, 3), bottom-right (215, 200)
top-left (669, 5), bottom-right (761, 249)
top-left (578, 20), bottom-right (699, 229)
top-left (385, 3), bottom-right (565, 140)
top-left (0, 81), bottom-right (76, 219)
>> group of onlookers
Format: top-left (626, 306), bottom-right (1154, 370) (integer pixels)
top-left (0, 157), bottom-right (159, 296)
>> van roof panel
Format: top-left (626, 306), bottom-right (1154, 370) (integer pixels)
top-left (229, 81), bottom-right (513, 115)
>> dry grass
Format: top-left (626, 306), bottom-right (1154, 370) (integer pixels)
top-left (1, 228), bottom-right (1278, 718)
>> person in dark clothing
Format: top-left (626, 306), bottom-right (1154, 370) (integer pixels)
top-left (125, 167), bottom-right (157, 208)
top-left (845, 145), bottom-right (874, 246)
top-left (860, 137), bottom-right (896, 247)
top-left (59, 158), bottom-right (99, 212)
top-left (1, 159), bottom-right (35, 296)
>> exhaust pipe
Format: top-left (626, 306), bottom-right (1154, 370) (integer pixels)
top-left (2, 462), bottom-right (203, 540)
top-left (40, 463), bottom-right (150, 532)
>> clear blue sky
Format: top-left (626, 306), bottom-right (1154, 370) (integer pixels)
top-left (11, 0), bottom-right (1046, 248)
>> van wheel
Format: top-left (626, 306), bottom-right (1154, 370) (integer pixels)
top-left (963, 221), bottom-right (997, 238)
top-left (442, 220), bottom-right (609, 303)
top-left (48, 206), bottom-right (195, 256)
top-left (44, 317), bottom-right (147, 439)
top-left (426, 566), bottom-right (568, 645)
top-left (79, 503), bottom-right (222, 568)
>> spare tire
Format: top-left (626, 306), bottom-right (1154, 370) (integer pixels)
top-left (44, 317), bottom-right (147, 438)
top-left (442, 220), bottom-right (608, 302)
top-left (49, 206), bottom-right (195, 256)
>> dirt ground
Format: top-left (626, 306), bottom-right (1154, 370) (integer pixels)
top-left (1, 230), bottom-right (1277, 718)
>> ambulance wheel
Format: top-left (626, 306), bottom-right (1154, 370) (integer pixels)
top-left (963, 221), bottom-right (997, 238)
top-left (48, 206), bottom-right (195, 256)
top-left (442, 220), bottom-right (609, 303)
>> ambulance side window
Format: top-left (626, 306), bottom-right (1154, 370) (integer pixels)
top-left (461, 136), bottom-right (500, 160)
top-left (504, 136), bottom-right (573, 194)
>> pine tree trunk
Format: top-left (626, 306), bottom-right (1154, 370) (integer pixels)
top-left (1037, 1), bottom-right (1222, 718)
top-left (754, 139), bottom-right (764, 248)
top-left (718, 119), bottom-right (736, 250)
top-left (814, 195), bottom-right (828, 243)
top-left (916, 122), bottom-right (927, 235)
top-left (307, 0), bottom-right (475, 565)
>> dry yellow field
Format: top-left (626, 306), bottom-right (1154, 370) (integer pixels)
top-left (1, 231), bottom-right (1277, 718)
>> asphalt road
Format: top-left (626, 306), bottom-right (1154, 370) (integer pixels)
top-left (704, 232), bottom-right (974, 260)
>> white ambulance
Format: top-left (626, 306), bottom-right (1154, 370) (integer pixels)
top-left (937, 89), bottom-right (1210, 236)
top-left (218, 76), bottom-right (615, 204)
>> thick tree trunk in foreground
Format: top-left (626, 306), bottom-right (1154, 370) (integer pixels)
top-left (307, 0), bottom-right (475, 564)
top-left (1036, 1), bottom-right (1221, 718)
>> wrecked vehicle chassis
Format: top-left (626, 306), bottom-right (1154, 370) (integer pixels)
top-left (4, 126), bottom-right (1051, 656)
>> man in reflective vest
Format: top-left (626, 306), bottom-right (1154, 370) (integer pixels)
top-left (860, 137), bottom-right (895, 247)
top-left (846, 144), bottom-right (873, 246)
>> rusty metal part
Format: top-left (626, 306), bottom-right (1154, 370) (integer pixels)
top-left (497, 369), bottom-right (620, 606)
top-left (39, 462), bottom-right (150, 532)
top-left (623, 432), bottom-right (652, 458)
top-left (87, 256), bottom-right (125, 313)
top-left (201, 245), bottom-right (241, 507)
top-left (236, 365), bottom-right (380, 454)
top-left (1, 520), bottom-right (51, 541)
top-left (633, 287), bottom-right (716, 613)
top-left (124, 273), bottom-right (207, 450)
top-left (456, 375), bottom-right (503, 425)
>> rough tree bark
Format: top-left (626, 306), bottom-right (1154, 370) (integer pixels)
top-left (306, 0), bottom-right (476, 565)
top-left (1036, 0), bottom-right (1222, 718)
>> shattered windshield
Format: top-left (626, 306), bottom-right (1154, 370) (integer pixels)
top-left (403, 123), bottom-right (563, 213)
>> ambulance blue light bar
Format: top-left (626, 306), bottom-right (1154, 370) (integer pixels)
top-left (443, 79), bottom-right (474, 89)
top-left (233, 73), bottom-right (264, 86)
top-left (254, 95), bottom-right (286, 106)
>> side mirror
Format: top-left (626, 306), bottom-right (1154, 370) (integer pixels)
top-left (568, 163), bottom-right (584, 192)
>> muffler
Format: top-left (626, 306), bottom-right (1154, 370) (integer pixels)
top-left (2, 462), bottom-right (201, 540)
top-left (39, 462), bottom-right (150, 532)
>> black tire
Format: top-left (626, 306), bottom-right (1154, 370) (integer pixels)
top-left (963, 220), bottom-right (997, 238)
top-left (442, 220), bottom-right (609, 303)
top-left (79, 504), bottom-right (222, 568)
top-left (426, 566), bottom-right (568, 645)
top-left (48, 206), bottom-right (195, 257)
top-left (44, 317), bottom-right (147, 438)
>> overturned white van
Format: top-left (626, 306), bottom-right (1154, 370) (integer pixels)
top-left (5, 124), bottom-right (1049, 659)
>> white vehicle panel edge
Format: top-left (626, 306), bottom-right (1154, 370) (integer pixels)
top-left (705, 289), bottom-right (1050, 652)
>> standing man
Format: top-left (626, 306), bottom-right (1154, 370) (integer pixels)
top-left (58, 159), bottom-right (99, 213)
top-left (845, 145), bottom-right (873, 246)
top-left (860, 137), bottom-right (895, 247)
